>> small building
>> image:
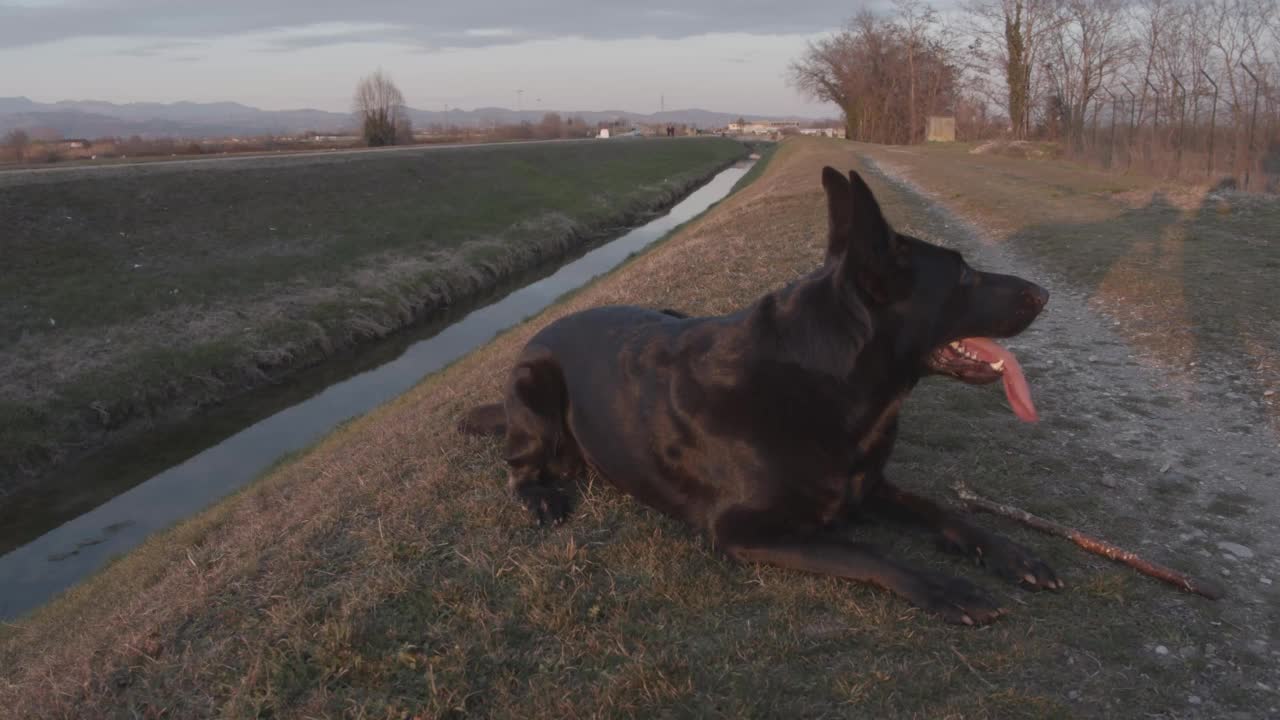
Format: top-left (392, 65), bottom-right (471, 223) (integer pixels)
top-left (597, 128), bottom-right (611, 139)
top-left (727, 120), bottom-right (801, 136)
top-left (926, 116), bottom-right (956, 142)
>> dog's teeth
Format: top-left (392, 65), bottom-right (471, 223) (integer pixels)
top-left (990, 359), bottom-right (1005, 371)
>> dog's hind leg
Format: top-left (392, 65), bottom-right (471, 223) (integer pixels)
top-left (868, 480), bottom-right (1062, 591)
top-left (502, 346), bottom-right (572, 526)
top-left (724, 537), bottom-right (1005, 626)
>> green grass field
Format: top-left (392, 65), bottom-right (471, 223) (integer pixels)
top-left (0, 137), bottom-right (746, 491)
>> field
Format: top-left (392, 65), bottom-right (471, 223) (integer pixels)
top-left (1, 137), bottom-right (1277, 718)
top-left (0, 137), bottom-right (747, 495)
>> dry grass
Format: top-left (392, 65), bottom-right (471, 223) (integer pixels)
top-left (0, 138), bottom-right (1270, 718)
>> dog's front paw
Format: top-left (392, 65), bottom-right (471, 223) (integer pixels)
top-left (904, 571), bottom-right (1005, 626)
top-left (515, 485), bottom-right (570, 527)
top-left (978, 536), bottom-right (1062, 591)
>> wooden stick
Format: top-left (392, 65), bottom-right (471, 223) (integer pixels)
top-left (952, 482), bottom-right (1224, 600)
top-left (950, 646), bottom-right (996, 689)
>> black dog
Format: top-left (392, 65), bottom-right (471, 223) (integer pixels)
top-left (461, 167), bottom-right (1058, 624)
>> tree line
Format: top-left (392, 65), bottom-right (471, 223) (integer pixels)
top-left (791, 0), bottom-right (1280, 188)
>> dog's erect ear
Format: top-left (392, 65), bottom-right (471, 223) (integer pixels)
top-left (822, 166), bottom-right (852, 263)
top-left (823, 168), bottom-right (894, 269)
top-left (826, 169), bottom-right (899, 302)
top-left (846, 170), bottom-right (891, 248)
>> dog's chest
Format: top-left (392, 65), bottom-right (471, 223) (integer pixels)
top-left (855, 394), bottom-right (904, 456)
top-left (845, 393), bottom-right (905, 501)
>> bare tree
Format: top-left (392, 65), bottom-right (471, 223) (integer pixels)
top-left (537, 112), bottom-right (564, 139)
top-left (352, 70), bottom-right (410, 147)
top-left (1132, 0), bottom-right (1165, 127)
top-left (395, 112), bottom-right (414, 145)
top-left (789, 8), bottom-right (961, 144)
top-left (894, 0), bottom-right (941, 141)
top-left (955, 0), bottom-right (1280, 187)
top-left (965, 0), bottom-right (1064, 137)
top-left (3, 129), bottom-right (30, 163)
top-left (1044, 0), bottom-right (1130, 150)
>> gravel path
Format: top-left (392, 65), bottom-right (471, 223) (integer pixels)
top-left (861, 153), bottom-right (1280, 718)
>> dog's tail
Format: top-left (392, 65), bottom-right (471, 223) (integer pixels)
top-left (457, 402), bottom-right (507, 436)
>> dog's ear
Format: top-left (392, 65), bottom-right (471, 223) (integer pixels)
top-left (822, 166), bottom-right (852, 264)
top-left (838, 170), bottom-right (901, 302)
top-left (846, 170), bottom-right (891, 248)
top-left (823, 168), bottom-right (895, 266)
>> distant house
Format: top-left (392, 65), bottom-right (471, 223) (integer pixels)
top-left (727, 120), bottom-right (801, 136)
top-left (597, 128), bottom-right (611, 139)
top-left (59, 138), bottom-right (91, 150)
top-left (799, 128), bottom-right (842, 138)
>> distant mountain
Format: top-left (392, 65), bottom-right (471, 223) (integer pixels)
top-left (0, 98), bottom-right (353, 138)
top-left (0, 96), bottom-right (814, 140)
top-left (404, 106), bottom-right (798, 130)
top-left (0, 111), bottom-right (190, 139)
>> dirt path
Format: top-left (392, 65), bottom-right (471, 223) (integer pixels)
top-left (858, 148), bottom-right (1280, 717)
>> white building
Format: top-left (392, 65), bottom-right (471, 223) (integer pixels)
top-left (727, 120), bottom-right (801, 135)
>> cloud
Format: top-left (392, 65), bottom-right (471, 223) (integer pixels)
top-left (0, 1), bottom-right (857, 50)
top-left (113, 40), bottom-right (201, 57)
top-left (252, 23), bottom-right (549, 53)
top-left (464, 28), bottom-right (517, 38)
top-left (260, 25), bottom-right (413, 52)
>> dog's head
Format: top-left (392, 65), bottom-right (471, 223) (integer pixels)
top-left (821, 166), bottom-right (1048, 421)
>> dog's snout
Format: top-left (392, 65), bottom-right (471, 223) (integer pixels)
top-left (1025, 284), bottom-right (1049, 313)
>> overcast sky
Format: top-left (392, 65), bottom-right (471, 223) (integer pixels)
top-left (0, 1), bottom-right (869, 117)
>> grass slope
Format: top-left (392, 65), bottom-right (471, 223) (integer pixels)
top-left (1, 138), bottom-right (1272, 718)
top-left (0, 137), bottom-right (746, 490)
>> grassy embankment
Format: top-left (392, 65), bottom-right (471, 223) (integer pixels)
top-left (1, 138), bottom-right (1272, 718)
top-left (0, 138), bottom-right (747, 493)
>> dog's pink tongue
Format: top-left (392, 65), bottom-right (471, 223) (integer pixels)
top-left (962, 337), bottom-right (1039, 423)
